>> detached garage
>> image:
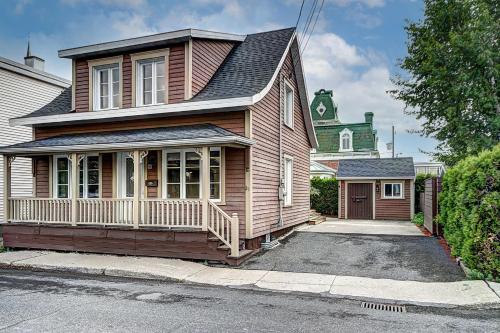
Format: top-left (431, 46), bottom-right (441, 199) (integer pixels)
top-left (337, 158), bottom-right (415, 221)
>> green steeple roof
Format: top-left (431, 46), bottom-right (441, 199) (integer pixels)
top-left (310, 89), bottom-right (339, 125)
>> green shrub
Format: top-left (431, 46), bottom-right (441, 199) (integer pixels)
top-left (439, 144), bottom-right (500, 280)
top-left (412, 212), bottom-right (424, 226)
top-left (310, 177), bottom-right (338, 216)
top-left (414, 173), bottom-right (433, 212)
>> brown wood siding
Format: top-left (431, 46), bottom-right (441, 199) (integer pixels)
top-left (35, 157), bottom-right (49, 198)
top-left (2, 225), bottom-right (237, 263)
top-left (339, 180), bottom-right (345, 218)
top-left (74, 59), bottom-right (89, 112)
top-left (191, 39), bottom-right (234, 96)
top-left (375, 179), bottom-right (411, 220)
top-left (220, 147), bottom-right (246, 237)
top-left (122, 55), bottom-right (132, 108)
top-left (251, 52), bottom-right (311, 237)
top-left (169, 44), bottom-right (185, 103)
top-left (101, 153), bottom-right (113, 198)
top-left (146, 150), bottom-right (159, 198)
top-left (34, 111), bottom-right (245, 140)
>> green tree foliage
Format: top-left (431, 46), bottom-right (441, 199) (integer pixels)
top-left (310, 177), bottom-right (338, 216)
top-left (391, 0), bottom-right (500, 166)
top-left (414, 173), bottom-right (433, 212)
top-left (439, 145), bottom-right (499, 280)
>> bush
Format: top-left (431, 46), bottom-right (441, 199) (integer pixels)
top-left (414, 173), bottom-right (433, 212)
top-left (412, 212), bottom-right (424, 226)
top-left (310, 177), bottom-right (338, 216)
top-left (439, 145), bottom-right (500, 281)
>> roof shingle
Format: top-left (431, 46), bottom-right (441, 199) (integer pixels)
top-left (337, 158), bottom-right (415, 178)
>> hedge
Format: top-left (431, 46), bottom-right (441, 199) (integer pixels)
top-left (439, 144), bottom-right (499, 281)
top-left (310, 177), bottom-right (338, 216)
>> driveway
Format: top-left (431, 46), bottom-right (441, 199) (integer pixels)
top-left (240, 219), bottom-right (465, 282)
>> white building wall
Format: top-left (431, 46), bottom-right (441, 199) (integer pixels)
top-left (0, 68), bottom-right (66, 221)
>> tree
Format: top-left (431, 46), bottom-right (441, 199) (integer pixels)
top-left (391, 0), bottom-right (500, 166)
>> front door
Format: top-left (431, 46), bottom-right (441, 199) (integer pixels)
top-left (348, 183), bottom-right (373, 219)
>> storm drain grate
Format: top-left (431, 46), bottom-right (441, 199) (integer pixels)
top-left (361, 302), bottom-right (406, 313)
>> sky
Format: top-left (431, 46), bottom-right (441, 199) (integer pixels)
top-left (0, 0), bottom-right (438, 162)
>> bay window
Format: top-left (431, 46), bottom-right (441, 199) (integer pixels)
top-left (94, 64), bottom-right (119, 110)
top-left (137, 57), bottom-right (165, 106)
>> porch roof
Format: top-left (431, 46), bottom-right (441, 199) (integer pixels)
top-left (0, 124), bottom-right (254, 155)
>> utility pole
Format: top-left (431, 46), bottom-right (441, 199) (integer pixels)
top-left (392, 125), bottom-right (395, 158)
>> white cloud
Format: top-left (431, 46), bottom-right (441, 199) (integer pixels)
top-left (329, 0), bottom-right (385, 8)
top-left (60, 0), bottom-right (146, 7)
top-left (302, 32), bottom-right (415, 134)
top-left (15, 0), bottom-right (31, 14)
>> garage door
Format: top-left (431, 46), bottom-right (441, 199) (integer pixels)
top-left (348, 183), bottom-right (373, 219)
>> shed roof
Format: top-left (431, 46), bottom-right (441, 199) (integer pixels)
top-left (0, 124), bottom-right (253, 155)
top-left (337, 158), bottom-right (415, 179)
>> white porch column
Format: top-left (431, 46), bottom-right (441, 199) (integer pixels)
top-left (201, 146), bottom-right (210, 231)
top-left (133, 150), bottom-right (141, 229)
top-left (3, 155), bottom-right (12, 223)
top-left (70, 153), bottom-right (78, 226)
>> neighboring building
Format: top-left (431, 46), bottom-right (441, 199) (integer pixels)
top-left (310, 160), bottom-right (336, 179)
top-left (337, 158), bottom-right (415, 221)
top-left (414, 161), bottom-right (445, 177)
top-left (310, 89), bottom-right (379, 170)
top-left (0, 28), bottom-right (317, 264)
top-left (0, 47), bottom-right (70, 221)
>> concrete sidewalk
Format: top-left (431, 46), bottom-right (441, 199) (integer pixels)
top-left (0, 250), bottom-right (499, 308)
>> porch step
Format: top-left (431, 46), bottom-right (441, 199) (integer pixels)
top-left (309, 209), bottom-right (326, 225)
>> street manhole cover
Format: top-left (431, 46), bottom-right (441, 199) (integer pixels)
top-left (361, 301), bottom-right (406, 313)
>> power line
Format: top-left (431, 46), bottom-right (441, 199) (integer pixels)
top-left (295, 0), bottom-right (305, 28)
top-left (301, 0), bottom-right (324, 54)
top-left (299, 0), bottom-right (318, 46)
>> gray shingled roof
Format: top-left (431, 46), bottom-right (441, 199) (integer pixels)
top-left (0, 124), bottom-right (251, 153)
top-left (337, 158), bottom-right (415, 179)
top-left (19, 27), bottom-right (295, 120)
top-left (191, 28), bottom-right (295, 101)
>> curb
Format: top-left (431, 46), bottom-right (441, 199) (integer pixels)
top-left (2, 261), bottom-right (500, 310)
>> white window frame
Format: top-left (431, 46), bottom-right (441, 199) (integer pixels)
top-left (382, 181), bottom-right (404, 199)
top-left (79, 154), bottom-right (101, 199)
top-left (162, 147), bottom-right (224, 201)
top-left (339, 128), bottom-right (353, 152)
top-left (283, 79), bottom-right (294, 129)
top-left (283, 155), bottom-right (293, 207)
top-left (116, 152), bottom-right (145, 199)
top-left (52, 155), bottom-right (71, 199)
top-left (93, 64), bottom-right (120, 111)
top-left (136, 57), bottom-right (166, 107)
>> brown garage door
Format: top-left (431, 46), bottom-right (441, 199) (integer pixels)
top-left (348, 183), bottom-right (373, 219)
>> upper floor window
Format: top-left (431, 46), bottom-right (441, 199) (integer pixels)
top-left (137, 57), bottom-right (165, 106)
top-left (93, 64), bottom-right (119, 110)
top-left (284, 80), bottom-right (294, 128)
top-left (339, 128), bottom-right (353, 152)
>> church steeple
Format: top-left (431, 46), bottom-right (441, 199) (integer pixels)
top-left (310, 89), bottom-right (340, 125)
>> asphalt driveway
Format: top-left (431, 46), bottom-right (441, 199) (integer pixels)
top-left (240, 219), bottom-right (465, 282)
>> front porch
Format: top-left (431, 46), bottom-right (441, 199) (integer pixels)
top-left (1, 124), bottom-right (254, 263)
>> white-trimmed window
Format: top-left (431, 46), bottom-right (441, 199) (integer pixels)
top-left (54, 156), bottom-right (70, 198)
top-left (383, 182), bottom-right (403, 199)
top-left (339, 128), bottom-right (353, 152)
top-left (283, 155), bottom-right (293, 206)
top-left (79, 155), bottom-right (100, 198)
top-left (93, 64), bottom-right (119, 110)
top-left (163, 148), bottom-right (222, 200)
top-left (137, 57), bottom-right (165, 106)
top-left (284, 80), bottom-right (294, 128)
top-left (116, 153), bottom-right (136, 198)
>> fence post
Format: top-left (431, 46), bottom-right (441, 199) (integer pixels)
top-left (70, 153), bottom-right (78, 226)
top-left (230, 213), bottom-right (239, 257)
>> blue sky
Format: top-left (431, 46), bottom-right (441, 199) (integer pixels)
top-left (0, 0), bottom-right (438, 161)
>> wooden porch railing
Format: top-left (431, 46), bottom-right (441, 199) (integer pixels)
top-left (6, 197), bottom-right (240, 257)
top-left (207, 200), bottom-right (239, 257)
top-left (139, 199), bottom-right (202, 228)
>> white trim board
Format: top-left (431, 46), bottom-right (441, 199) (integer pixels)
top-left (337, 176), bottom-right (415, 180)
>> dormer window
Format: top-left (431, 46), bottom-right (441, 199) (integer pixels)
top-left (339, 128), bottom-right (353, 152)
top-left (93, 64), bottom-right (119, 110)
top-left (137, 57), bottom-right (165, 106)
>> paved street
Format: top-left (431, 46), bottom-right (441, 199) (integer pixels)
top-left (0, 269), bottom-right (498, 333)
